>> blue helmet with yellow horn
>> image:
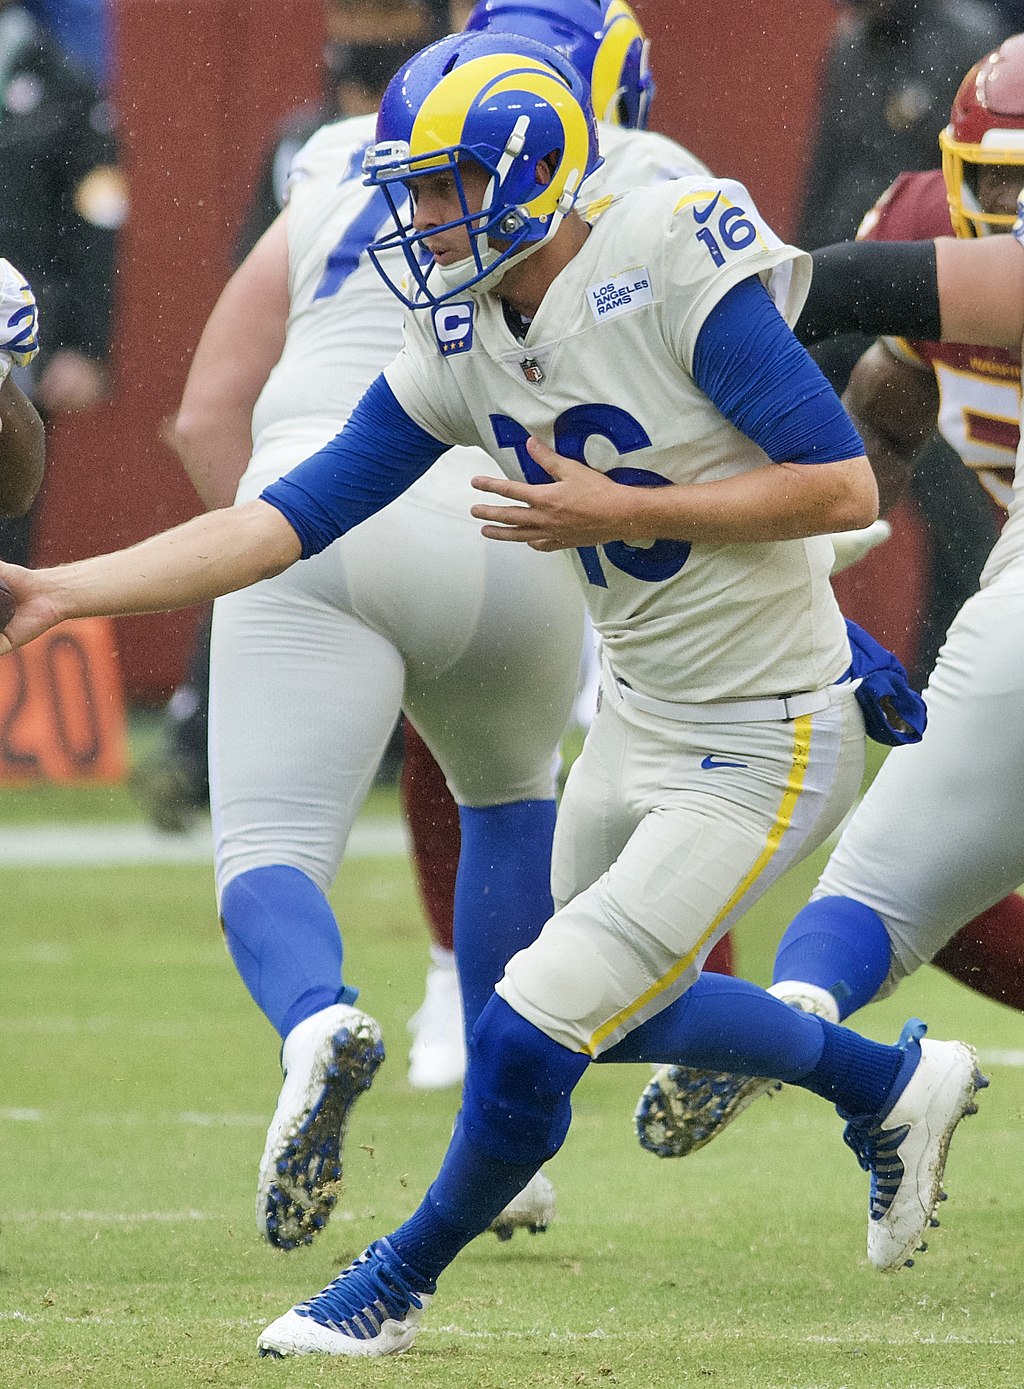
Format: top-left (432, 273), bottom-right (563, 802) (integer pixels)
top-left (363, 30), bottom-right (601, 309)
top-left (463, 0), bottom-right (655, 129)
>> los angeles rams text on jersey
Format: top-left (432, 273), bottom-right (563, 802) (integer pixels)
top-left (385, 175), bottom-right (851, 706)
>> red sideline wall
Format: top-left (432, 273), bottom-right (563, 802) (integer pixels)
top-left (34, 0), bottom-right (923, 701)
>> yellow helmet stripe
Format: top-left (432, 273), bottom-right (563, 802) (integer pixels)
top-left (410, 54), bottom-right (560, 166)
top-left (409, 54), bottom-right (590, 220)
top-left (591, 2), bottom-right (644, 125)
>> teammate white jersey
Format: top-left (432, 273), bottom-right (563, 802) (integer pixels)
top-left (245, 113), bottom-right (709, 512)
top-left (385, 177), bottom-right (850, 704)
top-left (976, 219), bottom-right (1024, 586)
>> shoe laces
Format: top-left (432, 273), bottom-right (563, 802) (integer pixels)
top-left (842, 1117), bottom-right (911, 1220)
top-left (295, 1239), bottom-right (433, 1340)
top-left (840, 1017), bottom-right (926, 1222)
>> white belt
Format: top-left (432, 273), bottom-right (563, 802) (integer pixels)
top-left (615, 681), bottom-right (835, 724)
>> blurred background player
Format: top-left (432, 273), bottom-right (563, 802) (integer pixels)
top-left (635, 47), bottom-right (1024, 1160)
top-left (0, 0), bottom-right (123, 564)
top-left (0, 258), bottom-right (44, 516)
top-left (169, 0), bottom-right (723, 1251)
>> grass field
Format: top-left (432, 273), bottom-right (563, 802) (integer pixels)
top-left (2, 759), bottom-right (1022, 1388)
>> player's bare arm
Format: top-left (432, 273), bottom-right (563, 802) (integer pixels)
top-left (471, 436), bottom-right (876, 550)
top-left (172, 212), bottom-right (291, 510)
top-left (0, 499), bottom-right (301, 654)
top-left (935, 234), bottom-right (1024, 350)
top-left (843, 341), bottom-right (939, 512)
top-left (0, 373), bottom-right (44, 516)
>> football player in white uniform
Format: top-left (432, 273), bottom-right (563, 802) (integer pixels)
top-left (169, 0), bottom-right (716, 1255)
top-left (0, 258), bottom-right (44, 516)
top-left (0, 33), bottom-right (986, 1355)
top-left (636, 45), bottom-right (1024, 1161)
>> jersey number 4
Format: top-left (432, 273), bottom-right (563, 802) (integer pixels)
top-left (489, 404), bottom-right (690, 587)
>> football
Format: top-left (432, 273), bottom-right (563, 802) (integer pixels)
top-left (0, 577), bottom-right (16, 630)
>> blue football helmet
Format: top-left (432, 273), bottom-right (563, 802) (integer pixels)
top-left (363, 30), bottom-right (602, 310)
top-left (464, 0), bottom-right (655, 129)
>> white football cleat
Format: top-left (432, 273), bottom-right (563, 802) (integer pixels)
top-left (257, 1003), bottom-right (384, 1250)
top-left (487, 1168), bottom-right (556, 1241)
top-left (634, 982), bottom-right (838, 1158)
top-left (257, 1237), bottom-right (434, 1358)
top-left (407, 947), bottom-right (466, 1091)
top-left (841, 1018), bottom-right (988, 1273)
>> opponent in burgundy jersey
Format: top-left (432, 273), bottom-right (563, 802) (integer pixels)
top-left (860, 169), bottom-right (1020, 508)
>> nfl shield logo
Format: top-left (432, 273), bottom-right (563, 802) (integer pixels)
top-left (520, 356), bottom-right (544, 384)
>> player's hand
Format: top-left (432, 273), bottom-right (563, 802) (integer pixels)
top-left (0, 562), bottom-right (65, 655)
top-left (0, 259), bottom-right (40, 380)
top-left (471, 436), bottom-right (645, 551)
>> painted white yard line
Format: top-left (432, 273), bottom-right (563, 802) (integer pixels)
top-left (0, 817), bottom-right (407, 867)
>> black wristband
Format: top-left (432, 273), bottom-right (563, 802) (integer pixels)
top-left (796, 240), bottom-right (941, 348)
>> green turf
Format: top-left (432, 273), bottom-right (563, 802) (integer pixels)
top-left (2, 783), bottom-right (1022, 1386)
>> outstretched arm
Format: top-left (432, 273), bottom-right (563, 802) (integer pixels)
top-left (0, 373), bottom-right (450, 652)
top-left (0, 499), bottom-right (301, 653)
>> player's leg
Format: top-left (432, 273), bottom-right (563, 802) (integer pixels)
top-left (399, 719), bottom-right (465, 1090)
top-left (258, 681), bottom-right (984, 1356)
top-left (774, 573), bottom-right (1024, 1011)
top-left (399, 532), bottom-right (583, 1047)
top-left (639, 575), bottom-right (1024, 1157)
top-left (400, 526), bottom-right (582, 1239)
top-left (210, 551), bottom-right (403, 1249)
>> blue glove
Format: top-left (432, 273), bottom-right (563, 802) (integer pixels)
top-left (843, 618), bottom-right (927, 747)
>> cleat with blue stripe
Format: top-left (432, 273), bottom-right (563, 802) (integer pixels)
top-left (841, 1018), bottom-right (988, 1274)
top-left (257, 1003), bottom-right (384, 1251)
top-left (257, 1237), bottom-right (434, 1358)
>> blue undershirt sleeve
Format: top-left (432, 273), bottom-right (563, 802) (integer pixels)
top-left (692, 276), bottom-right (864, 464)
top-left (260, 374), bottom-right (450, 558)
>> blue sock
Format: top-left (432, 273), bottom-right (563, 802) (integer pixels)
top-left (598, 971), bottom-right (903, 1115)
top-left (388, 1117), bottom-right (540, 1278)
top-left (798, 1019), bottom-right (902, 1114)
top-left (390, 997), bottom-right (589, 1281)
top-left (220, 865), bottom-right (357, 1040)
top-left (772, 896), bottom-right (893, 1019)
top-left (453, 800), bottom-right (557, 1040)
top-left (599, 973), bottom-right (826, 1076)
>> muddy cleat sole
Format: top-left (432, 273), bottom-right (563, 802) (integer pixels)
top-left (635, 1065), bottom-right (781, 1158)
top-left (257, 1004), bottom-right (384, 1251)
top-left (841, 1019), bottom-right (989, 1274)
top-left (257, 1237), bottom-right (433, 1358)
top-left (488, 1169), bottom-right (556, 1241)
top-left (633, 984), bottom-right (835, 1158)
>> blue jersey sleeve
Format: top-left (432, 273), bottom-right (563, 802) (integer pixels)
top-left (260, 375), bottom-right (450, 557)
top-left (692, 276), bottom-right (864, 465)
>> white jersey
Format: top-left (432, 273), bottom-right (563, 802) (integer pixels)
top-left (243, 113), bottom-right (709, 508)
top-left (386, 177), bottom-right (849, 704)
top-left (978, 397), bottom-right (1024, 587)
